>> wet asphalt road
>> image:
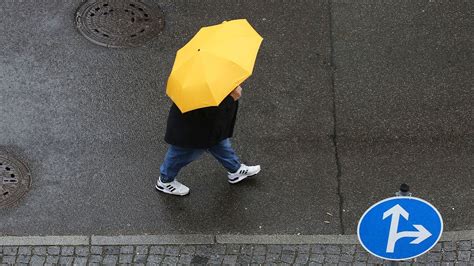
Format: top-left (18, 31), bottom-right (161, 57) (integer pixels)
top-left (0, 0), bottom-right (472, 236)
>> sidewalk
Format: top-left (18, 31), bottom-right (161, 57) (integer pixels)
top-left (0, 231), bottom-right (474, 265)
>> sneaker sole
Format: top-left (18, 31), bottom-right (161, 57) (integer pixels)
top-left (155, 184), bottom-right (189, 196)
top-left (228, 169), bottom-right (261, 184)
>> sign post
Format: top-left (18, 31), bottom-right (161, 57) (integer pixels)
top-left (357, 196), bottom-right (443, 261)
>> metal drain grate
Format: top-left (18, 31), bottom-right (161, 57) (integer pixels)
top-left (0, 153), bottom-right (31, 208)
top-left (76, 0), bottom-right (165, 48)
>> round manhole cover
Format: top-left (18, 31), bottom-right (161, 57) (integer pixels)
top-left (76, 0), bottom-right (165, 48)
top-left (0, 153), bottom-right (31, 208)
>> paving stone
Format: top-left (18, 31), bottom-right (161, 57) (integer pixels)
top-left (190, 255), bottom-right (210, 264)
top-left (226, 244), bottom-right (241, 255)
top-left (396, 262), bottom-right (412, 266)
top-left (17, 247), bottom-right (31, 256)
top-left (281, 253), bottom-right (295, 263)
top-left (309, 254), bottom-right (325, 263)
top-left (75, 246), bottom-right (89, 256)
top-left (341, 245), bottom-right (356, 255)
top-left (136, 246), bottom-right (149, 255)
top-left (443, 241), bottom-right (456, 252)
top-left (282, 245), bottom-right (298, 252)
top-left (443, 251), bottom-right (456, 261)
top-left (308, 262), bottom-right (323, 266)
top-left (214, 244), bottom-right (227, 254)
top-left (119, 246), bottom-right (133, 254)
top-left (90, 246), bottom-right (103, 255)
top-left (250, 255), bottom-right (263, 264)
top-left (426, 252), bottom-right (442, 262)
top-left (458, 251), bottom-right (471, 261)
top-left (267, 245), bottom-right (282, 254)
top-left (59, 256), bottom-right (74, 265)
top-left (237, 254), bottom-right (252, 264)
top-left (253, 245), bottom-right (267, 256)
top-left (161, 256), bottom-right (179, 264)
top-left (196, 245), bottom-right (214, 256)
top-left (149, 246), bottom-right (166, 255)
top-left (265, 253), bottom-right (280, 263)
top-left (222, 255), bottom-right (238, 264)
top-left (103, 255), bottom-right (118, 265)
top-left (325, 254), bottom-right (340, 263)
top-left (146, 254), bottom-right (163, 263)
top-left (209, 254), bottom-right (225, 264)
top-left (16, 255), bottom-right (30, 263)
top-left (311, 244), bottom-right (325, 254)
top-left (179, 245), bottom-right (195, 255)
top-left (89, 255), bottom-right (103, 263)
top-left (337, 263), bottom-right (352, 266)
top-left (297, 245), bottom-right (311, 254)
top-left (61, 246), bottom-right (74, 256)
top-left (415, 253), bottom-right (427, 263)
top-left (240, 245), bottom-right (253, 256)
top-left (134, 254), bottom-right (148, 263)
top-left (32, 247), bottom-right (47, 256)
top-left (3, 247), bottom-right (17, 256)
top-left (30, 255), bottom-right (46, 264)
top-left (2, 256), bottom-right (16, 264)
top-left (165, 246), bottom-right (180, 256)
top-left (340, 253), bottom-right (354, 263)
top-left (47, 246), bottom-right (60, 255)
top-left (325, 245), bottom-right (341, 254)
top-left (431, 242), bottom-right (442, 252)
top-left (178, 254), bottom-right (192, 264)
top-left (104, 246), bottom-right (120, 255)
top-left (458, 241), bottom-right (472, 251)
top-left (119, 254), bottom-right (133, 264)
top-left (355, 252), bottom-right (368, 262)
top-left (73, 257), bottom-right (88, 265)
top-left (367, 254), bottom-right (384, 263)
top-left (295, 253), bottom-right (309, 263)
top-left (45, 255), bottom-right (59, 264)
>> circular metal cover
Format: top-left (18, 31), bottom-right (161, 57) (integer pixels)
top-left (76, 0), bottom-right (165, 48)
top-left (0, 153), bottom-right (31, 208)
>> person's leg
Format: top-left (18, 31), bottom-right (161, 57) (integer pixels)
top-left (207, 138), bottom-right (241, 173)
top-left (208, 138), bottom-right (261, 184)
top-left (160, 145), bottom-right (205, 183)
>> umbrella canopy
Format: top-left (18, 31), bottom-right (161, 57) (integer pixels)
top-left (166, 19), bottom-right (263, 113)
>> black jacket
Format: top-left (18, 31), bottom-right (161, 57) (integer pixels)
top-left (164, 96), bottom-right (239, 149)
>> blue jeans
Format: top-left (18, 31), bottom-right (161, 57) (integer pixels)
top-left (160, 138), bottom-right (241, 183)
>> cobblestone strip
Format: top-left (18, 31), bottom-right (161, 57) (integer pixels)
top-left (0, 240), bottom-right (472, 265)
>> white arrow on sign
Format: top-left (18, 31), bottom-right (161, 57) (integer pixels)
top-left (383, 204), bottom-right (432, 253)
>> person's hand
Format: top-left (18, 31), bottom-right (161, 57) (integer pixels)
top-left (230, 85), bottom-right (242, 101)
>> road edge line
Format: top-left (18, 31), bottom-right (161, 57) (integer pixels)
top-left (0, 230), bottom-right (472, 246)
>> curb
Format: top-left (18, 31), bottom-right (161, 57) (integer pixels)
top-left (0, 230), bottom-right (472, 246)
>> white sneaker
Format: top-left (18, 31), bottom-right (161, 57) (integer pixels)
top-left (155, 177), bottom-right (190, 196)
top-left (227, 164), bottom-right (261, 184)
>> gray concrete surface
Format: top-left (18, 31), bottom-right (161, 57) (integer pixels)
top-left (0, 0), bottom-right (472, 237)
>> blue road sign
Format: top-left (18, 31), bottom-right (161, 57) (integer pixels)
top-left (357, 196), bottom-right (443, 261)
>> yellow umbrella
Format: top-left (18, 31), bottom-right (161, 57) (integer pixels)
top-left (166, 19), bottom-right (263, 113)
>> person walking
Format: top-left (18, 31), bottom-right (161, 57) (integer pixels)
top-left (157, 19), bottom-right (263, 196)
top-left (156, 85), bottom-right (261, 196)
